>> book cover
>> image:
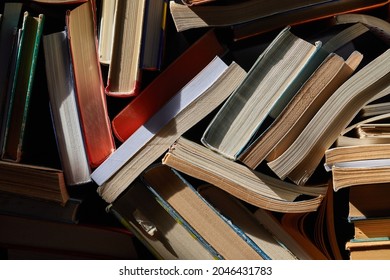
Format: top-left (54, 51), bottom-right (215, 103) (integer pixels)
top-left (2, 12), bottom-right (44, 162)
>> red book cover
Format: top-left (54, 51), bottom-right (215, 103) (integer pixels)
top-left (112, 29), bottom-right (226, 142)
top-left (66, 1), bottom-right (115, 168)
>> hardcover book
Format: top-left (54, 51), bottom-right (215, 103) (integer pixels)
top-left (66, 0), bottom-right (115, 167)
top-left (2, 12), bottom-right (44, 162)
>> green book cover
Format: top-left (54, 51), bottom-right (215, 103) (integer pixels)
top-left (2, 12), bottom-right (45, 162)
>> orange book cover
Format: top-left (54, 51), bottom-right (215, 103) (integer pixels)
top-left (66, 0), bottom-right (115, 167)
top-left (111, 29), bottom-right (226, 142)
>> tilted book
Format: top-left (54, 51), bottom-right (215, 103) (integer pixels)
top-left (201, 26), bottom-right (326, 161)
top-left (108, 179), bottom-right (218, 260)
top-left (239, 50), bottom-right (363, 169)
top-left (162, 137), bottom-right (327, 213)
top-left (43, 30), bottom-right (91, 186)
top-left (105, 0), bottom-right (146, 96)
top-left (2, 12), bottom-right (44, 162)
top-left (268, 49), bottom-right (390, 185)
top-left (92, 59), bottom-right (246, 203)
top-left (66, 1), bottom-right (115, 168)
top-left (140, 164), bottom-right (265, 259)
top-left (170, 0), bottom-right (333, 32)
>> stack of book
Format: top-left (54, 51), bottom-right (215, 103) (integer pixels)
top-left (2, 0), bottom-right (390, 260)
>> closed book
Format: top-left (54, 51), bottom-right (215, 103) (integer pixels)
top-left (0, 160), bottom-right (69, 205)
top-left (140, 0), bottom-right (168, 71)
top-left (201, 26), bottom-right (325, 161)
top-left (66, 1), bottom-right (115, 167)
top-left (0, 2), bottom-right (23, 151)
top-left (170, 0), bottom-right (334, 32)
top-left (108, 179), bottom-right (217, 260)
top-left (2, 12), bottom-right (44, 162)
top-left (140, 164), bottom-right (264, 259)
top-left (105, 0), bottom-right (146, 96)
top-left (43, 30), bottom-right (91, 186)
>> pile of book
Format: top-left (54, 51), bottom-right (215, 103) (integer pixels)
top-left (1, 0), bottom-right (390, 260)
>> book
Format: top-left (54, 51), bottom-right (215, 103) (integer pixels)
top-left (232, 0), bottom-right (389, 41)
top-left (332, 12), bottom-right (390, 45)
top-left (1, 12), bottom-right (44, 162)
top-left (267, 48), bottom-right (390, 185)
top-left (111, 29), bottom-right (226, 142)
top-left (197, 184), bottom-right (297, 259)
top-left (140, 164), bottom-right (264, 259)
top-left (239, 51), bottom-right (362, 169)
top-left (0, 192), bottom-right (81, 224)
top-left (336, 112), bottom-right (390, 146)
top-left (108, 180), bottom-right (217, 260)
top-left (353, 217), bottom-right (390, 239)
top-left (31, 0), bottom-right (88, 3)
top-left (66, 0), bottom-right (116, 168)
top-left (360, 102), bottom-right (390, 118)
top-left (0, 160), bottom-right (69, 205)
top-left (92, 59), bottom-right (246, 203)
top-left (201, 26), bottom-right (326, 161)
top-left (180, 0), bottom-right (220, 6)
top-left (169, 0), bottom-right (334, 32)
top-left (0, 214), bottom-right (138, 260)
top-left (355, 123), bottom-right (390, 138)
top-left (346, 238), bottom-right (390, 259)
top-left (332, 165), bottom-right (390, 191)
top-left (325, 144), bottom-right (390, 171)
top-left (98, 0), bottom-right (117, 65)
top-left (140, 0), bottom-right (168, 70)
top-left (0, 2), bottom-right (22, 150)
top-left (162, 137), bottom-right (328, 213)
top-left (105, 0), bottom-right (146, 96)
top-left (348, 183), bottom-right (390, 220)
top-left (253, 209), bottom-right (315, 260)
top-left (279, 212), bottom-right (329, 259)
top-left (43, 30), bottom-right (91, 186)
top-left (324, 144), bottom-right (390, 190)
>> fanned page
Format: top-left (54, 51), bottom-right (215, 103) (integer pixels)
top-left (94, 62), bottom-right (246, 203)
top-left (201, 26), bottom-right (324, 160)
top-left (239, 50), bottom-right (363, 169)
top-left (92, 56), bottom-right (228, 187)
top-left (268, 49), bottom-right (390, 185)
top-left (66, 1), bottom-right (115, 167)
top-left (162, 137), bottom-right (327, 213)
